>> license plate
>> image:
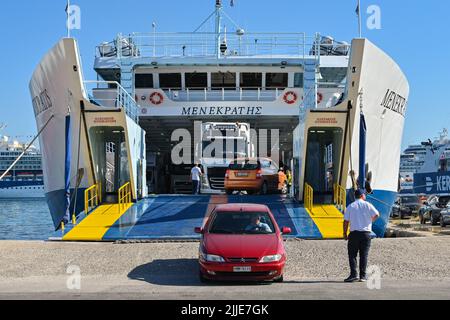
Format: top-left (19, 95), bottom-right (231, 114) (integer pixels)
top-left (236, 172), bottom-right (249, 177)
top-left (233, 266), bottom-right (252, 273)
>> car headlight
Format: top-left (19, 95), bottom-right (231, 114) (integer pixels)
top-left (259, 254), bottom-right (283, 263)
top-left (205, 254), bottom-right (225, 263)
top-left (200, 250), bottom-right (225, 263)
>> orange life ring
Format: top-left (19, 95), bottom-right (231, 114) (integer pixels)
top-left (283, 91), bottom-right (298, 105)
top-left (150, 92), bottom-right (164, 105)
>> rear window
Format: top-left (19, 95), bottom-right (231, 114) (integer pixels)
top-left (401, 196), bottom-right (418, 203)
top-left (209, 212), bottom-right (275, 235)
top-left (229, 160), bottom-right (261, 170)
top-left (438, 196), bottom-right (450, 205)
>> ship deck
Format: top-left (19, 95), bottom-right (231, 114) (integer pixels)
top-left (52, 195), bottom-right (345, 241)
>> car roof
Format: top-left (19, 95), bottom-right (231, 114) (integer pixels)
top-left (214, 203), bottom-right (270, 213)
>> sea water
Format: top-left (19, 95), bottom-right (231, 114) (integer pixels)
top-left (0, 199), bottom-right (53, 240)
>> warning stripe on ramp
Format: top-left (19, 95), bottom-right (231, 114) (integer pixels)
top-left (306, 205), bottom-right (345, 239)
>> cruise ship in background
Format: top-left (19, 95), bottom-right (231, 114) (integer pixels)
top-left (0, 133), bottom-right (44, 198)
top-left (400, 129), bottom-right (450, 194)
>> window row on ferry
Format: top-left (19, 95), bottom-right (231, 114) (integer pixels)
top-left (134, 72), bottom-right (304, 91)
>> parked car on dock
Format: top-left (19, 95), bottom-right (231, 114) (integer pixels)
top-left (195, 203), bottom-right (291, 283)
top-left (418, 195), bottom-right (450, 225)
top-left (437, 204), bottom-right (450, 227)
top-left (391, 195), bottom-right (421, 219)
top-left (224, 158), bottom-right (288, 195)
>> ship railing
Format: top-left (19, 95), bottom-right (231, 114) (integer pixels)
top-left (304, 183), bottom-right (314, 212)
top-left (84, 183), bottom-right (101, 215)
top-left (118, 182), bottom-right (132, 212)
top-left (334, 184), bottom-right (347, 213)
top-left (157, 87), bottom-right (287, 102)
top-left (96, 32), bottom-right (351, 59)
top-left (83, 81), bottom-right (139, 122)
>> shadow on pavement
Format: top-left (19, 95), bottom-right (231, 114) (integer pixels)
top-left (128, 259), bottom-right (273, 287)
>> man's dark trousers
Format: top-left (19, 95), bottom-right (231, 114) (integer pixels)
top-left (348, 231), bottom-right (372, 278)
top-left (192, 180), bottom-right (200, 195)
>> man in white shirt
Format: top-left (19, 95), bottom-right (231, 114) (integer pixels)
top-left (343, 189), bottom-right (380, 283)
top-left (191, 164), bottom-right (203, 195)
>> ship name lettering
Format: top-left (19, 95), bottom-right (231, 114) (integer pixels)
top-left (182, 106), bottom-right (262, 116)
top-left (380, 89), bottom-right (407, 117)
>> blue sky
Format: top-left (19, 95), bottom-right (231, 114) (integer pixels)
top-left (0, 0), bottom-right (448, 149)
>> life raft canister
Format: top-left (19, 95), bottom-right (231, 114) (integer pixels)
top-left (150, 92), bottom-right (164, 105)
top-left (283, 91), bottom-right (298, 105)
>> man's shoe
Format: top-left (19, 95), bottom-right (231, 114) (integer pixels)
top-left (359, 276), bottom-right (368, 282)
top-left (344, 276), bottom-right (359, 283)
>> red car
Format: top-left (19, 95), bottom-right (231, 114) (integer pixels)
top-left (195, 203), bottom-right (291, 283)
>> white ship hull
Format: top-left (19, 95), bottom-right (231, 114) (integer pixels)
top-left (0, 185), bottom-right (45, 199)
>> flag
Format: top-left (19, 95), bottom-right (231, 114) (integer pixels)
top-left (230, 0), bottom-right (235, 7)
top-left (355, 2), bottom-right (360, 16)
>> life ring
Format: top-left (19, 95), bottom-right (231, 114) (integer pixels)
top-left (150, 92), bottom-right (164, 105)
top-left (317, 92), bottom-right (323, 104)
top-left (283, 91), bottom-right (298, 105)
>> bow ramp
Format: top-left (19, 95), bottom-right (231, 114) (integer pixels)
top-left (53, 194), bottom-right (346, 241)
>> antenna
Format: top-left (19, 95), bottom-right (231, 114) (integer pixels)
top-left (66, 0), bottom-right (71, 38)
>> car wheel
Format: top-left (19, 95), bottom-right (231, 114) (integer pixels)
top-left (274, 275), bottom-right (284, 283)
top-left (430, 217), bottom-right (437, 226)
top-left (440, 216), bottom-right (446, 228)
top-left (419, 215), bottom-right (424, 224)
top-left (199, 271), bottom-right (210, 283)
top-left (260, 182), bottom-right (269, 195)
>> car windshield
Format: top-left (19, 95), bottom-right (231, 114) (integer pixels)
top-left (209, 212), bottom-right (276, 235)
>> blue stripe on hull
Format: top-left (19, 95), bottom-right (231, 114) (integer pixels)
top-left (46, 188), bottom-right (86, 230)
top-left (367, 190), bottom-right (397, 238)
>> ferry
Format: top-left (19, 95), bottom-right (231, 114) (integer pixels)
top-left (0, 135), bottom-right (44, 199)
top-left (400, 129), bottom-right (450, 195)
top-left (29, 1), bottom-right (409, 239)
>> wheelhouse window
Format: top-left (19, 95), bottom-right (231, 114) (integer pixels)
top-left (211, 72), bottom-right (236, 90)
top-left (185, 72), bottom-right (207, 89)
top-left (266, 73), bottom-right (288, 90)
top-left (135, 74), bottom-right (154, 89)
top-left (159, 73), bottom-right (182, 89)
top-left (240, 73), bottom-right (262, 90)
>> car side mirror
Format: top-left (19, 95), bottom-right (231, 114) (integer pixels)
top-left (281, 227), bottom-right (292, 235)
top-left (424, 202), bottom-right (429, 206)
top-left (194, 227), bottom-right (204, 234)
